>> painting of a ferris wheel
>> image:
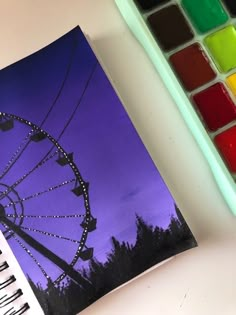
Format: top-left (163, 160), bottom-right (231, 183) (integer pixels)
top-left (0, 27), bottom-right (196, 314)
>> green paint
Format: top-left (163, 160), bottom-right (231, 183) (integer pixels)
top-left (182, 0), bottom-right (228, 33)
top-left (205, 25), bottom-right (236, 73)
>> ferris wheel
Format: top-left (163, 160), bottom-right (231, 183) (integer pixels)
top-left (0, 111), bottom-right (97, 289)
top-left (0, 32), bottom-right (98, 288)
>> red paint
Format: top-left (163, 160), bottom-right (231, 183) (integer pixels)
top-left (193, 83), bottom-right (236, 131)
top-left (215, 126), bottom-right (236, 172)
top-left (169, 43), bottom-right (216, 91)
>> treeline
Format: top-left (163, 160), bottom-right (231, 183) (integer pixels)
top-left (28, 205), bottom-right (197, 315)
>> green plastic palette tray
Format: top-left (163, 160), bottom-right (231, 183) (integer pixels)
top-left (115, 0), bottom-right (236, 215)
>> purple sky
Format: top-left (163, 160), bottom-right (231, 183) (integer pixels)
top-left (0, 27), bottom-right (176, 286)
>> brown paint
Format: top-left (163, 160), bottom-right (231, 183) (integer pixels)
top-left (169, 43), bottom-right (216, 91)
top-left (147, 5), bottom-right (194, 51)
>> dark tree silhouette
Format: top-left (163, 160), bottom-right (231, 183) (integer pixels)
top-left (29, 206), bottom-right (197, 314)
top-left (174, 203), bottom-right (196, 242)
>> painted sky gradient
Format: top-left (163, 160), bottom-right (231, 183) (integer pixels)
top-left (0, 27), bottom-right (177, 286)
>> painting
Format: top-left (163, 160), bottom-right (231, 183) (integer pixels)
top-left (0, 27), bottom-right (196, 314)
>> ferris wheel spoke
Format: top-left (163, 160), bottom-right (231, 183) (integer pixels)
top-left (4, 179), bottom-right (76, 208)
top-left (0, 223), bottom-right (49, 280)
top-left (20, 225), bottom-right (82, 244)
top-left (0, 217), bottom-right (92, 288)
top-left (11, 150), bottom-right (58, 189)
top-left (0, 150), bottom-right (58, 201)
top-left (0, 129), bottom-right (34, 181)
top-left (6, 213), bottom-right (85, 219)
top-left (12, 236), bottom-right (50, 280)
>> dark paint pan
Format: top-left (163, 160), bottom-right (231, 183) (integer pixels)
top-left (147, 5), bottom-right (194, 52)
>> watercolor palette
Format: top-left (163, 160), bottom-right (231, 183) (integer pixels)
top-left (115, 0), bottom-right (236, 215)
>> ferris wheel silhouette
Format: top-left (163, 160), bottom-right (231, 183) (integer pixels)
top-left (0, 36), bottom-right (98, 289)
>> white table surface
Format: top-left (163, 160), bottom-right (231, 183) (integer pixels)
top-left (0, 1), bottom-right (236, 314)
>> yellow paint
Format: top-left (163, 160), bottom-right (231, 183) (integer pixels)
top-left (226, 73), bottom-right (236, 96)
